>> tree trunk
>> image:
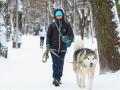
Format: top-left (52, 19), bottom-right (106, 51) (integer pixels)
top-left (18, 12), bottom-right (22, 31)
top-left (90, 0), bottom-right (120, 74)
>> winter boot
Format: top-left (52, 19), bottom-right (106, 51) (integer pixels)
top-left (52, 79), bottom-right (60, 86)
top-left (58, 80), bottom-right (62, 84)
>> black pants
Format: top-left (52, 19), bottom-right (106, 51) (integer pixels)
top-left (40, 37), bottom-right (44, 48)
top-left (51, 51), bottom-right (66, 81)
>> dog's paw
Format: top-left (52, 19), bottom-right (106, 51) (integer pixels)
top-left (79, 83), bottom-right (85, 88)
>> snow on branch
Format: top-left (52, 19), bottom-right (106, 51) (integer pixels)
top-left (111, 0), bottom-right (120, 33)
top-left (66, 0), bottom-right (73, 7)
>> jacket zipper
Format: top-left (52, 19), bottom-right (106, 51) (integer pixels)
top-left (58, 33), bottom-right (60, 53)
top-left (58, 21), bottom-right (61, 53)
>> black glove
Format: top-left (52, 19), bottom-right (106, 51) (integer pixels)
top-left (42, 49), bottom-right (50, 63)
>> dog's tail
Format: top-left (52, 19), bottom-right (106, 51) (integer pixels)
top-left (73, 38), bottom-right (84, 51)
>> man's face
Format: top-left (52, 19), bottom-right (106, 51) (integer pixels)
top-left (56, 16), bottom-right (62, 20)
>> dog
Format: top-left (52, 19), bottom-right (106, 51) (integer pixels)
top-left (73, 40), bottom-right (98, 90)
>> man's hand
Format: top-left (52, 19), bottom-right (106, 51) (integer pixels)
top-left (66, 40), bottom-right (72, 47)
top-left (42, 49), bottom-right (50, 63)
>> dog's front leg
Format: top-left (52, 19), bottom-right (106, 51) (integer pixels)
top-left (88, 69), bottom-right (94, 90)
top-left (75, 69), bottom-right (80, 87)
top-left (74, 64), bottom-right (81, 87)
top-left (80, 72), bottom-right (85, 88)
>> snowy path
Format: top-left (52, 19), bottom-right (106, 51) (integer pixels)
top-left (0, 35), bottom-right (120, 90)
top-left (0, 35), bottom-right (79, 90)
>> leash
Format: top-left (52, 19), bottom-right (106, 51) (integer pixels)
top-left (50, 49), bottom-right (64, 61)
top-left (50, 50), bottom-right (83, 64)
top-left (42, 49), bottom-right (64, 63)
top-left (42, 49), bottom-right (74, 63)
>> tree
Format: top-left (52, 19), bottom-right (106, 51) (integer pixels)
top-left (115, 0), bottom-right (120, 17)
top-left (90, 0), bottom-right (120, 74)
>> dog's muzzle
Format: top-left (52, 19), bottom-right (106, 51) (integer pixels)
top-left (90, 63), bottom-right (93, 67)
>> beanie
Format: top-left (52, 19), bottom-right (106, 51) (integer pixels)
top-left (55, 10), bottom-right (63, 16)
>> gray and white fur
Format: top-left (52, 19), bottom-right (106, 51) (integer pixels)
top-left (73, 40), bottom-right (98, 90)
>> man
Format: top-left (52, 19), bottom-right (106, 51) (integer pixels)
top-left (43, 9), bottom-right (74, 86)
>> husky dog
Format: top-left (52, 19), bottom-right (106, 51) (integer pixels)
top-left (73, 41), bottom-right (97, 90)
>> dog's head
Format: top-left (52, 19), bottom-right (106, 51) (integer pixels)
top-left (83, 50), bottom-right (98, 68)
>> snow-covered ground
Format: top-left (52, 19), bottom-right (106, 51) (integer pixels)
top-left (0, 35), bottom-right (120, 90)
